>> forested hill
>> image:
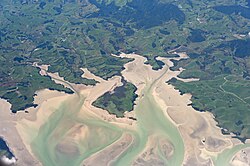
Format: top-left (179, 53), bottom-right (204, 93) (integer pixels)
top-left (1, 0), bottom-right (250, 140)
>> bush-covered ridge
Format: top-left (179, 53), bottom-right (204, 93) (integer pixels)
top-left (92, 78), bottom-right (138, 117)
top-left (1, 0), bottom-right (250, 140)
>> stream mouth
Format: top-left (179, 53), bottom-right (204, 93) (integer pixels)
top-left (15, 53), bottom-right (250, 166)
top-left (27, 54), bottom-right (185, 166)
top-left (113, 86), bottom-right (185, 166)
top-left (29, 77), bottom-right (184, 166)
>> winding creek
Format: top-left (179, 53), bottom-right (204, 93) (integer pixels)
top-left (4, 53), bottom-right (250, 166)
top-left (27, 54), bottom-right (185, 166)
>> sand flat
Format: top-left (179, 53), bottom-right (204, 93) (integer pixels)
top-left (0, 99), bottom-right (41, 166)
top-left (82, 133), bottom-right (133, 166)
top-left (151, 53), bottom-right (232, 165)
top-left (1, 53), bottom-right (249, 166)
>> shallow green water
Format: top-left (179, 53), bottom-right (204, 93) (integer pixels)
top-left (29, 67), bottom-right (249, 166)
top-left (30, 71), bottom-right (185, 166)
top-left (31, 95), bottom-right (123, 166)
top-left (213, 143), bottom-right (250, 166)
top-left (113, 86), bottom-right (185, 166)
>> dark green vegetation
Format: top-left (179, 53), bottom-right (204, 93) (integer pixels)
top-left (89, 0), bottom-right (185, 29)
top-left (0, 137), bottom-right (14, 159)
top-left (214, 4), bottom-right (250, 20)
top-left (187, 29), bottom-right (206, 43)
top-left (93, 79), bottom-right (138, 117)
top-left (169, 76), bottom-right (250, 142)
top-left (0, 0), bottom-right (134, 112)
top-left (162, 0), bottom-right (250, 141)
top-left (0, 0), bottom-right (250, 140)
top-left (0, 65), bottom-right (73, 112)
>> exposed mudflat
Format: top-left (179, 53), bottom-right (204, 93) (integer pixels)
top-left (0, 53), bottom-right (250, 166)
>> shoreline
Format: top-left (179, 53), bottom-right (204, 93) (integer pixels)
top-left (0, 52), bottom-right (249, 165)
top-left (0, 98), bottom-right (41, 165)
top-left (121, 52), bottom-right (247, 165)
top-left (0, 136), bottom-right (16, 165)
